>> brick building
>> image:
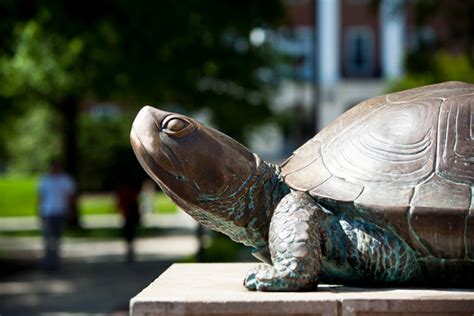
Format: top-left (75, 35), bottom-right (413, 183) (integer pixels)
top-left (272, 0), bottom-right (410, 132)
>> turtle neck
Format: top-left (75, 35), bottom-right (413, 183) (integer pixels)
top-left (193, 155), bottom-right (290, 248)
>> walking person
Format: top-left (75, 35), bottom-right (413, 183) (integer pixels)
top-left (116, 175), bottom-right (141, 263)
top-left (38, 160), bottom-right (76, 271)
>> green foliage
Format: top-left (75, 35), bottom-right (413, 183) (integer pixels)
top-left (0, 19), bottom-right (84, 100)
top-left (389, 52), bottom-right (474, 92)
top-left (0, 1), bottom-right (285, 187)
top-left (0, 0), bottom-right (284, 135)
top-left (6, 104), bottom-right (62, 173)
top-left (77, 112), bottom-right (140, 191)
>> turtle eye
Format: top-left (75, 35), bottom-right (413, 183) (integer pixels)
top-left (161, 116), bottom-right (195, 137)
top-left (164, 118), bottom-right (189, 132)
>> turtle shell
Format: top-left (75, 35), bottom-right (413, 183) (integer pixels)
top-left (281, 81), bottom-right (474, 260)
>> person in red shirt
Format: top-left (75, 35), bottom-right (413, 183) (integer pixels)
top-left (116, 176), bottom-right (140, 263)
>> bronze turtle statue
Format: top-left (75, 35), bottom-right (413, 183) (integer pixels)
top-left (130, 81), bottom-right (474, 291)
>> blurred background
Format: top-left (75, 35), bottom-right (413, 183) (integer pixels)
top-left (0, 0), bottom-right (473, 315)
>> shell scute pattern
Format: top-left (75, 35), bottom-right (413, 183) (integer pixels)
top-left (322, 99), bottom-right (441, 186)
top-left (281, 82), bottom-right (474, 260)
top-left (437, 93), bottom-right (474, 184)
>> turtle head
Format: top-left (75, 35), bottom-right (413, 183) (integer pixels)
top-left (130, 106), bottom-right (257, 215)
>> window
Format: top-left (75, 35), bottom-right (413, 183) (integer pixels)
top-left (344, 27), bottom-right (375, 77)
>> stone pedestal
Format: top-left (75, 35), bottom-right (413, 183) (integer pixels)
top-left (130, 263), bottom-right (474, 316)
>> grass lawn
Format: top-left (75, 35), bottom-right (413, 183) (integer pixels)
top-left (79, 192), bottom-right (178, 215)
top-left (79, 194), bottom-right (115, 215)
top-left (154, 194), bottom-right (177, 214)
top-left (0, 176), bottom-right (177, 217)
top-left (0, 176), bottom-right (38, 217)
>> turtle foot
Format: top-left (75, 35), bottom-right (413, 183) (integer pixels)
top-left (244, 263), bottom-right (316, 291)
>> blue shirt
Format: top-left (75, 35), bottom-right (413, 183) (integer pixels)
top-left (39, 173), bottom-right (75, 217)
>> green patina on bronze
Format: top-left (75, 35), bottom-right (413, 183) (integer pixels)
top-left (131, 82), bottom-right (474, 291)
top-left (194, 158), bottom-right (290, 248)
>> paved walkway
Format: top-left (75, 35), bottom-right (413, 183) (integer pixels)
top-left (1, 258), bottom-right (176, 316)
top-left (0, 211), bottom-right (200, 316)
top-left (0, 235), bottom-right (199, 262)
top-left (0, 210), bottom-right (198, 232)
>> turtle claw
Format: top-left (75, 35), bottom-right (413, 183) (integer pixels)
top-left (244, 264), bottom-right (286, 291)
top-left (243, 264), bottom-right (263, 291)
top-left (243, 271), bottom-right (257, 290)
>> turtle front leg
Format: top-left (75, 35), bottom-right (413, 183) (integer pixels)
top-left (244, 191), bottom-right (323, 291)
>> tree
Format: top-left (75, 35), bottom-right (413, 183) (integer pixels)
top-left (407, 1), bottom-right (474, 66)
top-left (390, 52), bottom-right (474, 92)
top-left (0, 0), bottom-right (284, 161)
top-left (0, 0), bottom-right (285, 224)
top-left (0, 17), bottom-right (85, 175)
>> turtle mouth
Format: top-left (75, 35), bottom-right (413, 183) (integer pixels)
top-left (131, 126), bottom-right (177, 188)
top-left (130, 108), bottom-right (184, 179)
top-left (131, 126), bottom-right (195, 209)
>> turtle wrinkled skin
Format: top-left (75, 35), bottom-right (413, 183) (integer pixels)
top-left (131, 81), bottom-right (474, 291)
